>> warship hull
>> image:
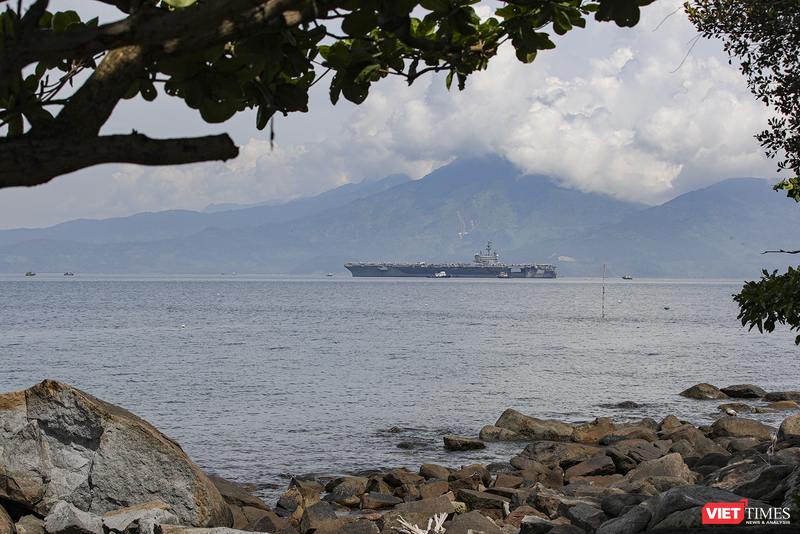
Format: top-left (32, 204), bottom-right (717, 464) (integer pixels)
top-left (344, 263), bottom-right (557, 278)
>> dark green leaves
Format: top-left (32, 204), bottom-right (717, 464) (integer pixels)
top-left (735, 267), bottom-right (800, 344)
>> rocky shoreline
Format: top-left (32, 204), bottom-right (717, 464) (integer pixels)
top-left (1, 381), bottom-right (799, 534)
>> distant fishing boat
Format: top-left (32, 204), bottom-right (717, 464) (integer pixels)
top-left (64, 272), bottom-right (74, 276)
top-left (622, 274), bottom-right (633, 280)
top-left (25, 271), bottom-right (35, 276)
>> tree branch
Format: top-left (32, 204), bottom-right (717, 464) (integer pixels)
top-left (0, 133), bottom-right (239, 188)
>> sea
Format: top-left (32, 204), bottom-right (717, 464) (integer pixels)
top-left (1, 274), bottom-right (798, 504)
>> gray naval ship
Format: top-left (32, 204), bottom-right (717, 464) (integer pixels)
top-left (344, 241), bottom-right (557, 278)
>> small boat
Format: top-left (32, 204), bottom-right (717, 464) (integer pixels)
top-left (497, 272), bottom-right (510, 278)
top-left (622, 274), bottom-right (633, 280)
top-left (326, 273), bottom-right (333, 277)
top-left (428, 271), bottom-right (451, 278)
top-left (64, 272), bottom-right (74, 276)
top-left (25, 271), bottom-right (36, 276)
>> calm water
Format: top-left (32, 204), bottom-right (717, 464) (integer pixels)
top-left (1, 275), bottom-right (798, 503)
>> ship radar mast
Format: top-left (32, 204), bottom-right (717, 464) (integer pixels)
top-left (474, 240), bottom-right (500, 265)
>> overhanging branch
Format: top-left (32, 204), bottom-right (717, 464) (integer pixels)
top-left (0, 133), bottom-right (239, 188)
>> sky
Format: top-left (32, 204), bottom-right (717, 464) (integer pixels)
top-left (0, 0), bottom-right (785, 229)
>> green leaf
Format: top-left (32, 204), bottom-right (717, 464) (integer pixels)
top-left (140, 79), bottom-right (157, 101)
top-left (199, 98), bottom-right (238, 123)
top-left (342, 9), bottom-right (378, 36)
top-left (161, 0), bottom-right (199, 7)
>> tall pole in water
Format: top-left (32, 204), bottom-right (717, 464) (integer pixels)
top-left (602, 264), bottom-right (606, 319)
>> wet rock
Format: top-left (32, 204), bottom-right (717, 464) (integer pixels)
top-left (514, 442), bottom-right (601, 472)
top-left (711, 416), bottom-right (773, 440)
top-left (456, 489), bottom-right (510, 510)
top-left (720, 384), bottom-right (767, 398)
top-left (479, 426), bottom-right (521, 441)
top-left (564, 456), bottom-right (615, 483)
top-left (495, 410), bottom-right (576, 441)
top-left (616, 401), bottom-right (641, 409)
top-left (323, 478), bottom-right (368, 507)
top-left (289, 478), bottom-right (326, 494)
top-left (595, 505), bottom-right (650, 534)
top-left (419, 464), bottom-right (450, 481)
top-left (719, 402), bottom-right (751, 412)
top-left (443, 436), bottom-right (485, 451)
top-left (649, 485), bottom-right (767, 527)
top-left (679, 383), bottom-right (728, 400)
top-left (449, 464), bottom-right (492, 487)
top-left (0, 381), bottom-right (231, 528)
top-left (763, 391), bottom-right (800, 402)
top-left (778, 414), bottom-right (800, 438)
top-left (44, 501), bottom-right (103, 534)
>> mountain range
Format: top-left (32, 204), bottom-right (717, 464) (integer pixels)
top-left (2, 155), bottom-right (798, 278)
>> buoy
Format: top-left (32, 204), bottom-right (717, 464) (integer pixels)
top-left (181, 324), bottom-right (185, 328)
top-left (664, 307), bottom-right (670, 310)
top-left (425, 304), bottom-right (428, 307)
top-left (618, 300), bottom-right (621, 303)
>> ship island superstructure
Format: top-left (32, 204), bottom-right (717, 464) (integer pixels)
top-left (344, 241), bottom-right (557, 278)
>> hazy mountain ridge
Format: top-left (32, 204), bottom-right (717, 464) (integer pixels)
top-left (0, 173), bottom-right (411, 247)
top-left (1, 156), bottom-right (797, 278)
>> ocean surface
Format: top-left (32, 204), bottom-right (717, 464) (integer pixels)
top-left (1, 274), bottom-right (798, 504)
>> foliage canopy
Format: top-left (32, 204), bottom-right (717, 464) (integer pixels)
top-left (0, 0), bottom-right (652, 188)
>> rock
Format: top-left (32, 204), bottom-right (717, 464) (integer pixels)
top-left (763, 391), bottom-right (800, 402)
top-left (495, 410), bottom-right (576, 441)
top-left (16, 515), bottom-right (45, 534)
top-left (518, 515), bottom-right (566, 534)
top-left (102, 501), bottom-right (179, 534)
top-left (419, 464), bottom-right (450, 481)
top-left (456, 489), bottom-right (510, 510)
top-left (649, 485), bottom-right (768, 527)
top-left (595, 506), bottom-right (651, 534)
top-left (628, 453), bottom-right (694, 485)
top-left (728, 437), bottom-right (761, 452)
top-left (443, 510), bottom-right (502, 534)
top-left (564, 457), bottom-right (615, 483)
top-left (668, 440), bottom-right (697, 460)
top-left (778, 414), bottom-right (800, 438)
top-left (377, 495), bottom-right (455, 532)
top-left (651, 506), bottom-right (703, 529)
top-left (731, 465), bottom-right (795, 502)
top-left (44, 501), bottom-right (104, 534)
top-left (360, 493), bottom-right (402, 510)
top-left (443, 436), bottom-right (485, 451)
top-left (711, 416), bottom-right (772, 440)
top-left (542, 467), bottom-right (564, 490)
top-left (767, 401), bottom-right (800, 410)
top-left (604, 448), bottom-right (636, 474)
top-left (570, 418), bottom-right (616, 444)
top-left (693, 438), bottom-right (730, 458)
top-left (209, 477), bottom-right (270, 512)
top-left (720, 384), bottom-right (767, 398)
top-left (564, 503), bottom-right (606, 532)
top-left (600, 494), bottom-right (648, 518)
top-left (385, 469), bottom-right (424, 488)
top-left (658, 415), bottom-right (683, 431)
top-left (657, 424), bottom-right (705, 445)
top-left (323, 477), bottom-right (368, 507)
top-left (625, 442), bottom-right (665, 464)
top-left (599, 427), bottom-right (656, 445)
top-left (448, 465), bottom-right (493, 487)
top-left (514, 442), bottom-right (600, 471)
top-left (299, 502), bottom-right (340, 534)
top-left (772, 447), bottom-right (800, 466)
top-left (679, 383), bottom-right (728, 400)
top-left (719, 402), bottom-right (751, 412)
top-left (276, 487), bottom-right (319, 520)
top-left (557, 480), bottom-right (623, 500)
top-left (479, 426), bottom-right (521, 441)
top-left (418, 481), bottom-right (449, 501)
top-left (289, 478), bottom-right (326, 494)
top-left (243, 512), bottom-right (296, 534)
top-left (316, 519), bottom-right (378, 534)
top-left (504, 506), bottom-right (548, 528)
top-left (0, 381), bottom-right (232, 528)
top-left (0, 507), bottom-right (13, 534)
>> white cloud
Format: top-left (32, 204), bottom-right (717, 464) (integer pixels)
top-left (0, 0), bottom-right (784, 229)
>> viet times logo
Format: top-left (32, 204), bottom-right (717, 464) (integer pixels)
top-left (702, 499), bottom-right (792, 525)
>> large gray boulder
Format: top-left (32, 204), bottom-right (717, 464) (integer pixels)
top-left (495, 410), bottom-right (575, 441)
top-left (0, 380), bottom-right (232, 528)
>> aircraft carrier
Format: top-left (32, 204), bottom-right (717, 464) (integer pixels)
top-left (344, 241), bottom-right (557, 278)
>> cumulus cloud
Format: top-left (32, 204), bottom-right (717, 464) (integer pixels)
top-left (0, 0), bottom-right (783, 228)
